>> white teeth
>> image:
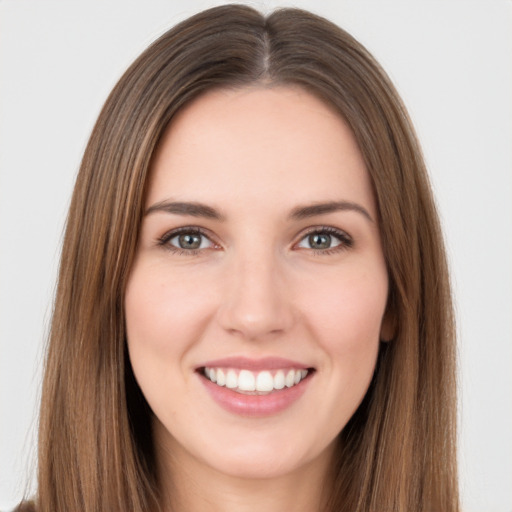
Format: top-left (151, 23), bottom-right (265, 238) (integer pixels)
top-left (285, 370), bottom-right (295, 388)
top-left (204, 367), bottom-right (309, 393)
top-left (274, 370), bottom-right (285, 389)
top-left (238, 370), bottom-right (256, 391)
top-left (216, 368), bottom-right (226, 386)
top-left (256, 371), bottom-right (274, 392)
top-left (226, 369), bottom-right (238, 389)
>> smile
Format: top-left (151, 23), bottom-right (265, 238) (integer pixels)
top-left (197, 358), bottom-right (315, 416)
top-left (203, 367), bottom-right (310, 395)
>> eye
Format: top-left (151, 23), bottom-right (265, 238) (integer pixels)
top-left (296, 227), bottom-right (352, 253)
top-left (158, 227), bottom-right (216, 253)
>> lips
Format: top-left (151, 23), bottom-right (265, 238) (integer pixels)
top-left (197, 357), bottom-right (315, 416)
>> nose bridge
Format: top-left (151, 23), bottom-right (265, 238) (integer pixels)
top-left (218, 243), bottom-right (293, 340)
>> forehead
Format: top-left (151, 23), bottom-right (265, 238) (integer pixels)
top-left (148, 86), bottom-right (376, 216)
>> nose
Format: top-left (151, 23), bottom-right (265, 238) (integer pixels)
top-left (217, 249), bottom-right (295, 341)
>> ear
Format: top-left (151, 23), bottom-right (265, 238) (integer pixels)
top-left (380, 304), bottom-right (397, 343)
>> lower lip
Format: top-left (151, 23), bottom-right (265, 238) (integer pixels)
top-left (199, 372), bottom-right (312, 417)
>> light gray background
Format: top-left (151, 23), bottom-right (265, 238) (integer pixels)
top-left (1, 1), bottom-right (511, 510)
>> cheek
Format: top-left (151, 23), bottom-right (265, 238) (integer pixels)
top-left (300, 263), bottom-right (388, 367)
top-left (124, 263), bottom-right (219, 421)
top-left (124, 263), bottom-right (217, 359)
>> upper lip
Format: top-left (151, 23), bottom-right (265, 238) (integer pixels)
top-left (196, 356), bottom-right (312, 371)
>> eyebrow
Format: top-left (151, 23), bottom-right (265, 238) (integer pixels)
top-left (145, 199), bottom-right (373, 223)
top-left (145, 200), bottom-right (224, 220)
top-left (289, 201), bottom-right (374, 222)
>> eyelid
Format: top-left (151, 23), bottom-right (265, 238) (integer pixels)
top-left (157, 226), bottom-right (220, 253)
top-left (293, 225), bottom-right (353, 252)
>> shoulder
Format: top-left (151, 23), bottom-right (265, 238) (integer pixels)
top-left (11, 502), bottom-right (36, 512)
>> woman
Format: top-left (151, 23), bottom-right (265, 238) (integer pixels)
top-left (19, 4), bottom-right (458, 511)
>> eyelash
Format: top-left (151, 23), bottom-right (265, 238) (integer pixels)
top-left (296, 226), bottom-right (353, 255)
top-left (156, 226), bottom-right (353, 256)
top-left (157, 226), bottom-right (216, 256)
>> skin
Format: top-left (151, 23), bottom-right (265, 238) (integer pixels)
top-left (125, 86), bottom-right (391, 512)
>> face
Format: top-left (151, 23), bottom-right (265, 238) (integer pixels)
top-left (125, 86), bottom-right (390, 482)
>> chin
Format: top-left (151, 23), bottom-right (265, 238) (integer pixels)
top-left (195, 429), bottom-right (336, 481)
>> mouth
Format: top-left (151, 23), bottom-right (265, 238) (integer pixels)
top-left (196, 358), bottom-right (315, 416)
top-left (200, 367), bottom-right (313, 395)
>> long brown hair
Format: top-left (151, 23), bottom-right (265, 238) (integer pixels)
top-left (30, 4), bottom-right (458, 511)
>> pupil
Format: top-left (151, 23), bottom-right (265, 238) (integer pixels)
top-left (179, 233), bottom-right (201, 249)
top-left (309, 233), bottom-right (331, 249)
